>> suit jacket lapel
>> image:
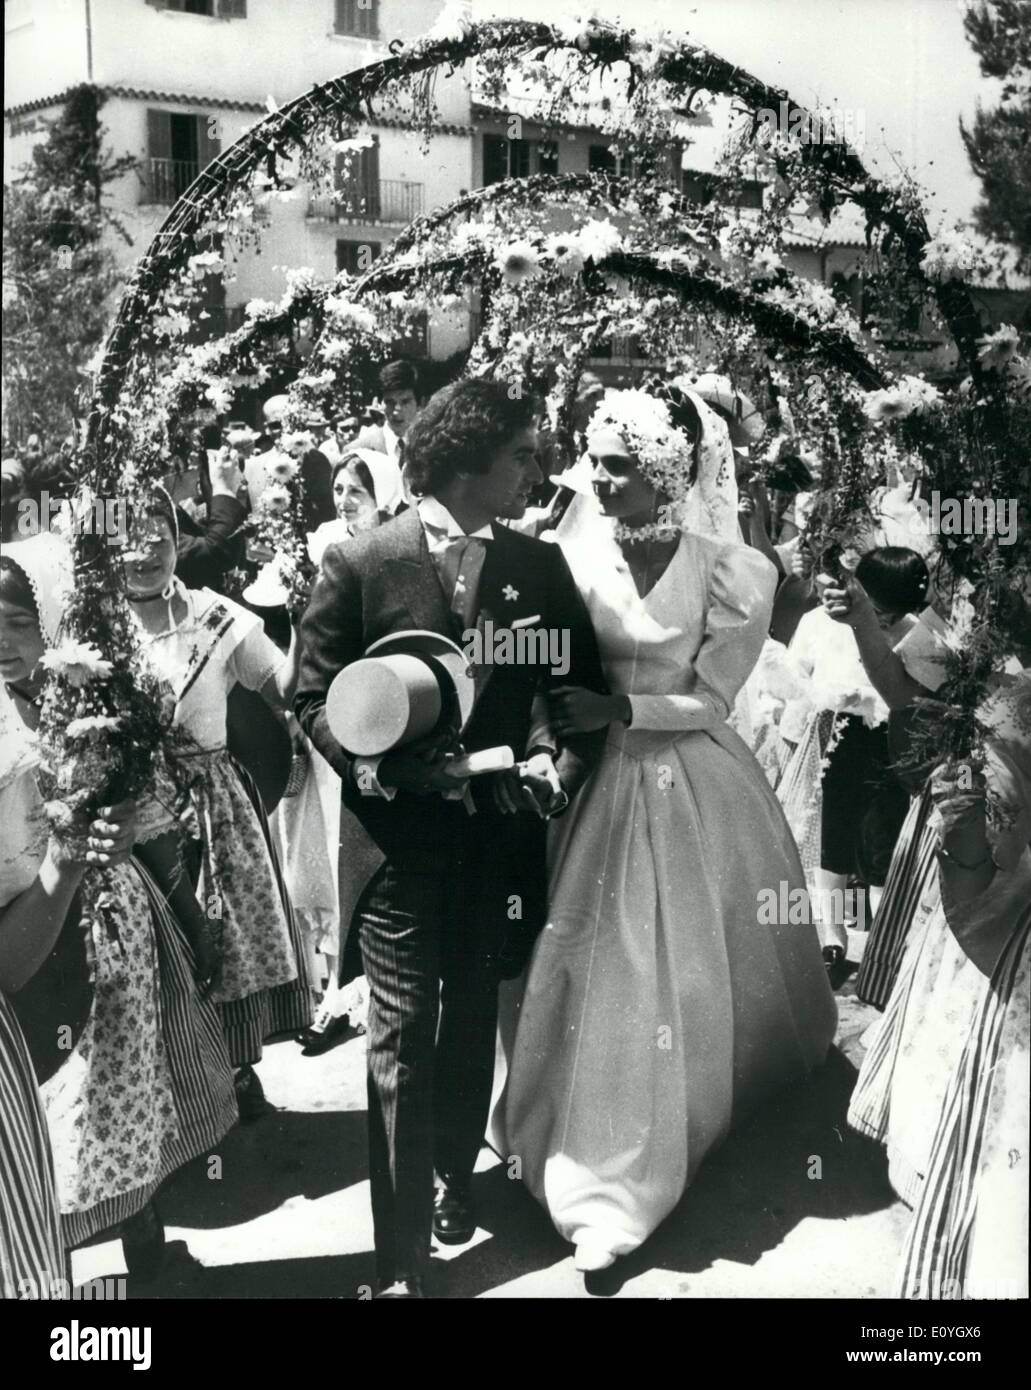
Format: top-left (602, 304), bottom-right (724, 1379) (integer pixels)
top-left (477, 523), bottom-right (506, 631)
top-left (464, 523), bottom-right (514, 714)
top-left (381, 507), bottom-right (460, 641)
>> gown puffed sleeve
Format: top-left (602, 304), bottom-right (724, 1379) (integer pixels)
top-left (221, 596), bottom-right (287, 693)
top-left (627, 541), bottom-right (776, 732)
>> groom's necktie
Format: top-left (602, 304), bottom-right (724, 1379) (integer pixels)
top-left (444, 535), bottom-right (488, 632)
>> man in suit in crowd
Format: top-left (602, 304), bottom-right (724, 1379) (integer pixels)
top-left (355, 359), bottom-right (424, 473)
top-left (296, 379), bottom-right (607, 1297)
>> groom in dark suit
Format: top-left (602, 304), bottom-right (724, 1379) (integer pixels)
top-left (296, 379), bottom-right (607, 1296)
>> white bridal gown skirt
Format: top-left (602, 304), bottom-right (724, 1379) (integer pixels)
top-left (501, 722), bottom-right (837, 1263)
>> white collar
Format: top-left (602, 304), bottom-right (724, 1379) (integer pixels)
top-left (416, 496), bottom-right (493, 541)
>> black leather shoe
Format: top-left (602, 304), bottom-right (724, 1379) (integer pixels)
top-left (822, 944), bottom-right (852, 991)
top-left (234, 1064), bottom-right (269, 1122)
top-left (432, 1176), bottom-right (475, 1246)
top-left (122, 1201), bottom-right (166, 1282)
top-left (297, 1014), bottom-right (351, 1056)
top-left (375, 1277), bottom-right (425, 1298)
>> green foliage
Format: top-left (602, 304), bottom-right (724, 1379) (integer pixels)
top-left (960, 0), bottom-right (1031, 270)
top-left (2, 86), bottom-right (136, 444)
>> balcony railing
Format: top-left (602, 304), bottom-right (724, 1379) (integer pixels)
top-left (140, 156), bottom-right (200, 206)
top-left (308, 179), bottom-right (425, 225)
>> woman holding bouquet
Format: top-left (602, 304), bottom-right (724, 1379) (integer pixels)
top-left (122, 489), bottom-right (312, 1114)
top-left (0, 532), bottom-right (236, 1277)
top-left (501, 383), bottom-right (836, 1278)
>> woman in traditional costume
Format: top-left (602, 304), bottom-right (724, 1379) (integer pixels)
top-left (0, 533), bottom-right (236, 1276)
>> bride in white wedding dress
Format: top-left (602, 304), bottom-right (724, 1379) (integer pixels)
top-left (500, 383), bottom-right (836, 1276)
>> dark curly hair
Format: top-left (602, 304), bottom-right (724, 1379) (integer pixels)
top-left (404, 379), bottom-right (536, 497)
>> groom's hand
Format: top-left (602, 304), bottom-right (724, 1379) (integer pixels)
top-left (492, 753), bottom-right (567, 818)
top-left (377, 731), bottom-right (470, 797)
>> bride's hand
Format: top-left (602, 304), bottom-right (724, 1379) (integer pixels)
top-left (550, 687), bottom-right (628, 736)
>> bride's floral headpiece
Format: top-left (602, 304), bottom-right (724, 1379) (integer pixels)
top-left (589, 387), bottom-right (695, 500)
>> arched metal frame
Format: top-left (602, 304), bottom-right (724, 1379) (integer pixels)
top-left (87, 15), bottom-right (986, 457)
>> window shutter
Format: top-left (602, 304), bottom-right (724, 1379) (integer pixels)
top-left (217, 0), bottom-right (246, 16)
top-left (509, 139), bottom-right (530, 178)
top-left (482, 133), bottom-right (507, 186)
top-left (336, 146), bottom-right (376, 217)
top-left (146, 108), bottom-right (173, 159)
top-left (337, 1), bottom-right (379, 38)
top-left (197, 113), bottom-right (222, 170)
top-left (341, 150), bottom-right (358, 212)
top-left (363, 137), bottom-right (380, 219)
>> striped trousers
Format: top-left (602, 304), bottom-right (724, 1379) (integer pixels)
top-left (356, 816), bottom-right (507, 1287)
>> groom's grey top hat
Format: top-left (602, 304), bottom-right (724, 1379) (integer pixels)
top-left (326, 629), bottom-right (475, 756)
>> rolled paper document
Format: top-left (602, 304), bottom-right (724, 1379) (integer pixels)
top-left (447, 746), bottom-right (514, 778)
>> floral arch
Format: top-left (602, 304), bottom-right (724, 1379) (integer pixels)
top-left (39, 13), bottom-right (1030, 833)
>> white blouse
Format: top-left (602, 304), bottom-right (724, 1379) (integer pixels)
top-left (136, 587), bottom-right (285, 753)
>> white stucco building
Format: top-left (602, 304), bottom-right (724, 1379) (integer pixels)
top-left (6, 0), bottom-right (1025, 382)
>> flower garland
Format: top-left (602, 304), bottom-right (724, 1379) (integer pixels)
top-left (47, 8), bottom-right (1025, 793)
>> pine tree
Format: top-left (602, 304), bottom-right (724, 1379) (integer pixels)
top-left (2, 86), bottom-right (136, 446)
top-left (959, 0), bottom-right (1031, 270)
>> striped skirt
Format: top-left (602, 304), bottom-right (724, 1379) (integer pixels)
top-left (218, 757), bottom-right (313, 1066)
top-left (855, 784), bottom-right (937, 1009)
top-left (54, 860), bottom-right (238, 1250)
top-left (898, 909), bottom-right (1030, 1300)
top-left (1, 990), bottom-right (66, 1299)
top-left (849, 877), bottom-right (1030, 1300)
top-left (847, 871), bottom-right (945, 1205)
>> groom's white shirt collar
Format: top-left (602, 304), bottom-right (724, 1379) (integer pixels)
top-left (416, 495), bottom-right (493, 543)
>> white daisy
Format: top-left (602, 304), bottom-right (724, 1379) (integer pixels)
top-left (39, 640), bottom-right (113, 688)
top-left (977, 323), bottom-right (1020, 371)
top-left (497, 240), bottom-right (540, 286)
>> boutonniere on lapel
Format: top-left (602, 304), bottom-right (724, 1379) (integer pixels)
top-left (502, 584), bottom-right (519, 602)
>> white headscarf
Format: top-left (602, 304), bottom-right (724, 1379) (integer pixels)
top-left (2, 530), bottom-right (75, 646)
top-left (305, 448), bottom-right (403, 568)
top-left (341, 447), bottom-right (403, 515)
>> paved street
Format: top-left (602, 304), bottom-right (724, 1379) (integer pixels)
top-left (71, 984), bottom-right (909, 1299)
